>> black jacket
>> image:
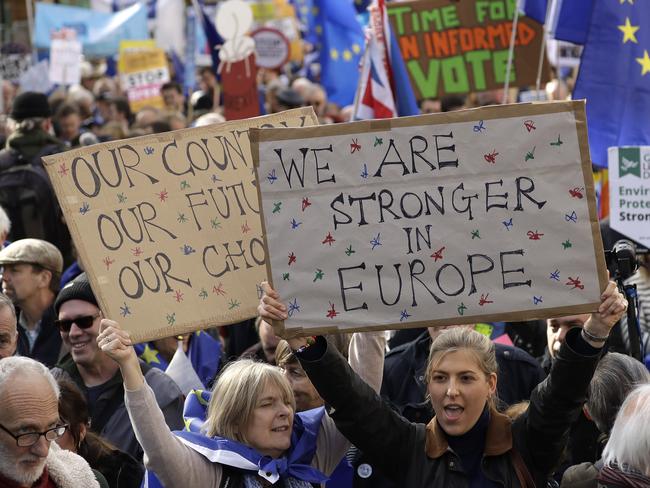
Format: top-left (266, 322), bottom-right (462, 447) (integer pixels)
top-left (85, 445), bottom-right (144, 488)
top-left (53, 356), bottom-right (185, 460)
top-left (298, 328), bottom-right (603, 488)
top-left (16, 305), bottom-right (63, 368)
top-left (352, 331), bottom-right (546, 487)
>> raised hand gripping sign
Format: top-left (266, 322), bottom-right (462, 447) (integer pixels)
top-left (43, 108), bottom-right (317, 343)
top-left (251, 101), bottom-right (607, 337)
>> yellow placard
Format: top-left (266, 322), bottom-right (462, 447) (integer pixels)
top-left (119, 48), bottom-right (169, 113)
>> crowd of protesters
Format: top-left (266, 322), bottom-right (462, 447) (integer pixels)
top-left (0, 59), bottom-right (649, 488)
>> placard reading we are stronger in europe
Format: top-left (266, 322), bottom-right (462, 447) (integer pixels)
top-left (251, 101), bottom-right (607, 337)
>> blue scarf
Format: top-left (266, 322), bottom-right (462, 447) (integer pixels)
top-left (142, 390), bottom-right (328, 487)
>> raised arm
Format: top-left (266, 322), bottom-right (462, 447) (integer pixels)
top-left (518, 281), bottom-right (628, 478)
top-left (97, 320), bottom-right (220, 486)
top-left (258, 283), bottom-right (415, 481)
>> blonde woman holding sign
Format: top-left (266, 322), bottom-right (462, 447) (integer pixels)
top-left (96, 317), bottom-right (384, 488)
top-left (258, 280), bottom-right (628, 488)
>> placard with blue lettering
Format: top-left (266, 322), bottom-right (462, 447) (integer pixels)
top-left (43, 108), bottom-right (318, 343)
top-left (251, 101), bottom-right (607, 336)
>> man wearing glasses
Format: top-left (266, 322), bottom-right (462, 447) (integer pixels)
top-left (0, 239), bottom-right (64, 368)
top-left (0, 356), bottom-right (99, 487)
top-left (51, 273), bottom-right (184, 461)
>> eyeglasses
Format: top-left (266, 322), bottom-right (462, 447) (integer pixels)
top-left (0, 423), bottom-right (68, 447)
top-left (54, 314), bottom-right (100, 333)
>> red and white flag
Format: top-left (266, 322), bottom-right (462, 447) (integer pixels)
top-left (353, 0), bottom-right (397, 120)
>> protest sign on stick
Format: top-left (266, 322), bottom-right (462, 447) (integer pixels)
top-left (251, 101), bottom-right (607, 337)
top-left (386, 0), bottom-right (550, 100)
top-left (120, 48), bottom-right (170, 113)
top-left (43, 108), bottom-right (318, 343)
top-left (0, 53), bottom-right (31, 83)
top-left (49, 30), bottom-right (82, 86)
top-left (608, 146), bottom-right (650, 248)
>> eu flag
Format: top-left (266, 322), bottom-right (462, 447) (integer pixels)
top-left (353, 0), bottom-right (371, 15)
top-left (573, 1), bottom-right (650, 167)
top-left (522, 0), bottom-right (595, 44)
top-left (134, 331), bottom-right (221, 387)
top-left (314, 0), bottom-right (365, 107)
top-left (290, 0), bottom-right (318, 45)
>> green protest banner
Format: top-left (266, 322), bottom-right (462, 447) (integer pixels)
top-left (387, 0), bottom-right (550, 100)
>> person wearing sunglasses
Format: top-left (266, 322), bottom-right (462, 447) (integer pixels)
top-left (0, 355), bottom-right (101, 487)
top-left (50, 273), bottom-right (184, 463)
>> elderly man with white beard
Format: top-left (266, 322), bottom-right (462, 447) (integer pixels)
top-left (0, 356), bottom-right (99, 488)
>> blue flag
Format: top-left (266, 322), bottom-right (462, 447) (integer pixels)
top-left (388, 19), bottom-right (419, 117)
top-left (192, 0), bottom-right (223, 78)
top-left (572, 1), bottom-right (650, 167)
top-left (313, 0), bottom-right (365, 107)
top-left (353, 0), bottom-right (371, 15)
top-left (290, 0), bottom-right (318, 44)
top-left (134, 331), bottom-right (221, 387)
top-left (522, 0), bottom-right (596, 45)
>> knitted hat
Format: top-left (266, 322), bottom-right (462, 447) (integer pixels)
top-left (54, 273), bottom-right (98, 315)
top-left (10, 91), bottom-right (51, 121)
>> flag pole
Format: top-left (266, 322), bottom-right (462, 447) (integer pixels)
top-left (501, 0), bottom-right (522, 104)
top-left (351, 36), bottom-right (370, 121)
top-left (535, 0), bottom-right (555, 99)
top-left (25, 0), bottom-right (37, 62)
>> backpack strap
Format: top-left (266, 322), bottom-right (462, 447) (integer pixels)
top-left (511, 448), bottom-right (537, 488)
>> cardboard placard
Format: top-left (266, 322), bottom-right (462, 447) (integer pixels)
top-left (43, 108), bottom-right (318, 343)
top-left (49, 39), bottom-right (82, 86)
top-left (386, 0), bottom-right (550, 100)
top-left (251, 101), bottom-right (607, 338)
top-left (0, 54), bottom-right (31, 83)
top-left (19, 60), bottom-right (53, 94)
top-left (608, 146), bottom-right (650, 248)
top-left (119, 48), bottom-right (170, 113)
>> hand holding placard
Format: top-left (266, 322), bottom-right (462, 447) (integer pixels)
top-left (252, 101), bottom-right (608, 337)
top-left (43, 108), bottom-right (318, 343)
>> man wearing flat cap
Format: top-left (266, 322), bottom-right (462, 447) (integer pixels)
top-left (0, 238), bottom-right (66, 367)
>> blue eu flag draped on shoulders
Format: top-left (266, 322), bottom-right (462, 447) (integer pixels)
top-left (141, 390), bottom-right (328, 487)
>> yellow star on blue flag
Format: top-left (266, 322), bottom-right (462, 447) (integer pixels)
top-left (571, 0), bottom-right (650, 166)
top-left (139, 344), bottom-right (161, 365)
top-left (312, 0), bottom-right (364, 106)
top-left (618, 17), bottom-right (639, 43)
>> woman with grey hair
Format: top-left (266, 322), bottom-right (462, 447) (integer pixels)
top-left (97, 317), bottom-right (384, 487)
top-left (598, 384), bottom-right (650, 486)
top-left (561, 354), bottom-right (650, 487)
